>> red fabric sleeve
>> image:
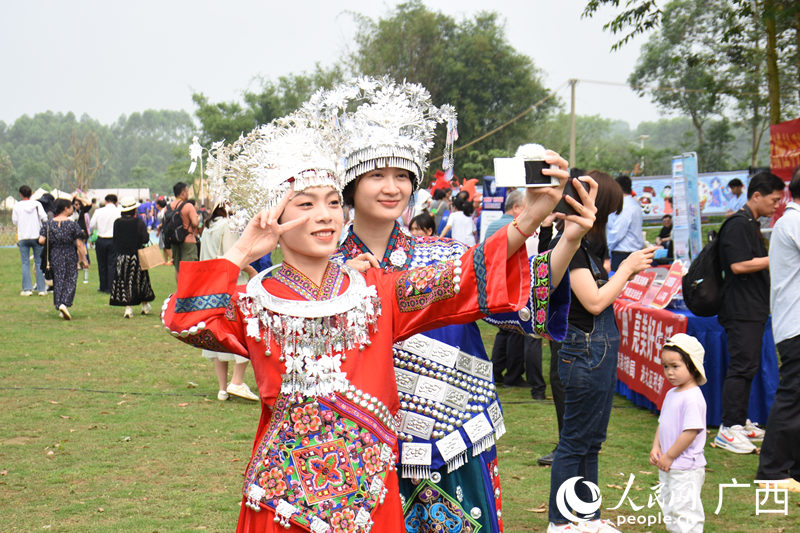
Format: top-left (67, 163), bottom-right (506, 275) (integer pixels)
top-left (387, 228), bottom-right (530, 341)
top-left (161, 258), bottom-right (250, 357)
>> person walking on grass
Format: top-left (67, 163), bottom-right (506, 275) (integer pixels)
top-left (110, 197), bottom-right (155, 318)
top-left (12, 185), bottom-right (48, 296)
top-left (756, 166), bottom-right (800, 493)
top-left (169, 181), bottom-right (200, 282)
top-left (38, 199), bottom-right (89, 320)
top-left (650, 334), bottom-right (707, 533)
top-left (90, 194), bottom-right (121, 294)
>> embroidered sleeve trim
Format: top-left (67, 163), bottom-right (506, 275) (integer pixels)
top-left (532, 251), bottom-right (552, 338)
top-left (395, 262), bottom-right (457, 312)
top-left (175, 293), bottom-right (231, 313)
top-left (473, 242), bottom-right (489, 315)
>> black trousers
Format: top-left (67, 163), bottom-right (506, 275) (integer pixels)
top-left (720, 318), bottom-right (767, 427)
top-left (491, 329), bottom-right (525, 386)
top-left (549, 340), bottom-right (565, 435)
top-left (525, 336), bottom-right (546, 397)
top-left (757, 335), bottom-right (800, 480)
top-left (491, 329), bottom-right (546, 392)
top-left (95, 238), bottom-right (117, 294)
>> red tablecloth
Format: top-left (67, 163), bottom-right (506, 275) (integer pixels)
top-left (613, 299), bottom-right (687, 409)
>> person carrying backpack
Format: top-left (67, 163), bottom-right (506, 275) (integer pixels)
top-left (167, 182), bottom-right (199, 281)
top-left (714, 171), bottom-right (785, 454)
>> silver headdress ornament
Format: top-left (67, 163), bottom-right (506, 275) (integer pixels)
top-left (205, 115), bottom-right (342, 230)
top-left (300, 76), bottom-right (458, 188)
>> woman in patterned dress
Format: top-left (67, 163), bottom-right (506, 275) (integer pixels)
top-left (38, 198), bottom-right (88, 320)
top-left (110, 197), bottom-right (155, 317)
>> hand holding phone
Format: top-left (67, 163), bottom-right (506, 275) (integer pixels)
top-left (554, 178), bottom-right (591, 215)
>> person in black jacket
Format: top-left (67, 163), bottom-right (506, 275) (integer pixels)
top-left (110, 197), bottom-right (155, 318)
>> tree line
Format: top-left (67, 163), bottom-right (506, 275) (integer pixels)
top-left (2, 0), bottom-right (794, 199)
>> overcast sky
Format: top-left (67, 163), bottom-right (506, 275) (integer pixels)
top-left (1, 0), bottom-right (664, 130)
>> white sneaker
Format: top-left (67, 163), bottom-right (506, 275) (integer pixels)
top-left (226, 382), bottom-right (259, 401)
top-left (743, 419), bottom-right (766, 440)
top-left (58, 304), bottom-right (72, 320)
top-left (547, 523), bottom-right (576, 532)
top-left (20, 290), bottom-right (32, 296)
top-left (715, 425), bottom-right (756, 453)
top-left (217, 390), bottom-right (229, 401)
top-left (141, 302), bottom-right (151, 315)
top-left (574, 519), bottom-right (622, 533)
top-left (38, 291), bottom-right (48, 296)
top-left (124, 306), bottom-right (133, 318)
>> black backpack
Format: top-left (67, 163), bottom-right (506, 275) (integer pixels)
top-left (681, 212), bottom-right (744, 316)
top-left (162, 201), bottom-right (189, 248)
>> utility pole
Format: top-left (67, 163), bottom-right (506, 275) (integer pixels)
top-left (569, 79), bottom-right (577, 168)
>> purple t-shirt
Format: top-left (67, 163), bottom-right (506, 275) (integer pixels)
top-left (658, 386), bottom-right (707, 470)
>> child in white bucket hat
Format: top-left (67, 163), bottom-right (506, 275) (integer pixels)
top-left (650, 333), bottom-right (708, 532)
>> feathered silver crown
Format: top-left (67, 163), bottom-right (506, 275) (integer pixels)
top-left (300, 76), bottom-right (458, 188)
top-left (206, 114), bottom-right (342, 231)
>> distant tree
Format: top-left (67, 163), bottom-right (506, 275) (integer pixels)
top-left (192, 65), bottom-right (344, 146)
top-left (350, 1), bottom-right (556, 177)
top-left (51, 130), bottom-right (109, 192)
top-left (628, 0), bottom-right (729, 172)
top-left (583, 0), bottom-right (800, 125)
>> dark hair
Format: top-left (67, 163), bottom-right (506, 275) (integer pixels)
top-left (173, 181), bottom-right (188, 197)
top-left (205, 204), bottom-right (228, 228)
top-left (790, 165), bottom-right (800, 199)
top-left (569, 168), bottom-right (586, 180)
top-left (432, 189), bottom-right (447, 201)
top-left (104, 194), bottom-right (117, 204)
top-left (460, 201), bottom-right (474, 217)
top-left (662, 346), bottom-right (703, 384)
top-left (728, 178), bottom-right (744, 188)
top-left (156, 198), bottom-right (167, 208)
top-left (342, 179), bottom-right (357, 207)
top-left (615, 174), bottom-right (632, 194)
top-left (409, 212), bottom-right (436, 235)
top-left (53, 198), bottom-right (72, 215)
top-left (19, 185), bottom-right (32, 198)
top-left (662, 214), bottom-right (672, 220)
top-left (121, 207), bottom-right (135, 218)
top-left (747, 171), bottom-right (785, 199)
top-left (587, 170), bottom-right (623, 240)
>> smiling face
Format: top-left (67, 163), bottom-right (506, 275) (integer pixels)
top-left (661, 349), bottom-right (695, 390)
top-left (278, 186), bottom-right (344, 264)
top-left (352, 166), bottom-right (413, 224)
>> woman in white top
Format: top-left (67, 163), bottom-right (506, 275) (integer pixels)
top-left (440, 195), bottom-right (477, 246)
top-left (200, 203), bottom-right (260, 401)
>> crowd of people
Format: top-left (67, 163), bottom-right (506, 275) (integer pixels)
top-left (11, 75), bottom-right (800, 533)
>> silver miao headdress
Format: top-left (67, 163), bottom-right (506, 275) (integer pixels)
top-left (300, 76), bottom-right (458, 187)
top-left (205, 114), bottom-right (342, 230)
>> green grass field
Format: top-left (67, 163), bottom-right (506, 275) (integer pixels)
top-left (0, 247), bottom-right (795, 532)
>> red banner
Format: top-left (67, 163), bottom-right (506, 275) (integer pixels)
top-left (770, 117), bottom-right (800, 223)
top-left (770, 117), bottom-right (800, 180)
top-left (613, 300), bottom-right (688, 409)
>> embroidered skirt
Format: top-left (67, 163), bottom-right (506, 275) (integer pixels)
top-left (110, 252), bottom-right (155, 306)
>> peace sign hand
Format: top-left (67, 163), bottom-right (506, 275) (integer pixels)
top-left (223, 190), bottom-right (309, 269)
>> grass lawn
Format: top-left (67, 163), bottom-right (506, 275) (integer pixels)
top-left (0, 247), bottom-right (796, 532)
